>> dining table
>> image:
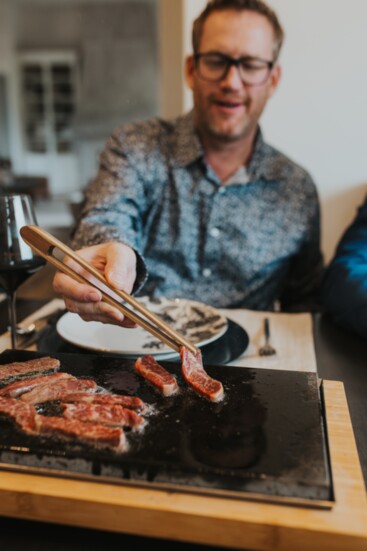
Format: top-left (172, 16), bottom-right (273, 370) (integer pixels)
top-left (0, 286), bottom-right (366, 551)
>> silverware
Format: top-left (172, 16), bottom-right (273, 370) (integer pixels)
top-left (259, 317), bottom-right (276, 356)
top-left (10, 321), bottom-right (37, 337)
top-left (17, 325), bottom-right (50, 349)
top-left (16, 309), bottom-right (65, 349)
top-left (9, 311), bottom-right (61, 337)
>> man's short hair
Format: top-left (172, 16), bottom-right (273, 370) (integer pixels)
top-left (192, 0), bottom-right (284, 61)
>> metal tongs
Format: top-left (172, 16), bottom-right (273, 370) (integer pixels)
top-left (20, 225), bottom-right (198, 355)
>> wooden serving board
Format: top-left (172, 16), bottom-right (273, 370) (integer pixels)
top-left (0, 380), bottom-right (365, 551)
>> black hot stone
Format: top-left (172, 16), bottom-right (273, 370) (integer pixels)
top-left (0, 349), bottom-right (333, 506)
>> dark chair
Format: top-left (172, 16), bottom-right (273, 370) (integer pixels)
top-left (9, 175), bottom-right (50, 200)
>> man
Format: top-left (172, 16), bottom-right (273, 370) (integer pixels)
top-left (54, 0), bottom-right (324, 327)
top-left (322, 194), bottom-right (367, 340)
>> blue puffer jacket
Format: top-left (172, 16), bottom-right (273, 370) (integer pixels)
top-left (322, 194), bottom-right (367, 339)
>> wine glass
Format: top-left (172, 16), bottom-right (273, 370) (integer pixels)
top-left (0, 193), bottom-right (45, 348)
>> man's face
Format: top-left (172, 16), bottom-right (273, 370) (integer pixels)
top-left (186, 10), bottom-right (281, 144)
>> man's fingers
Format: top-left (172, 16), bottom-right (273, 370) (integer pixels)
top-left (54, 271), bottom-right (137, 328)
top-left (75, 311), bottom-right (137, 328)
top-left (52, 242), bottom-right (138, 329)
top-left (61, 290), bottom-right (138, 327)
top-left (104, 243), bottom-right (137, 294)
top-left (53, 271), bottom-right (102, 303)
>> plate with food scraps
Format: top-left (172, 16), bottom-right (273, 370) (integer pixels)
top-left (56, 296), bottom-right (228, 360)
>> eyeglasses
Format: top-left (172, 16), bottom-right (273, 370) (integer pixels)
top-left (194, 52), bottom-right (274, 86)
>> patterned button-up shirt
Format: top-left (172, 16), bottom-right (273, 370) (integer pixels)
top-left (72, 111), bottom-right (324, 311)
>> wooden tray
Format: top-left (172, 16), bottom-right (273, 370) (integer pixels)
top-left (0, 380), bottom-right (365, 550)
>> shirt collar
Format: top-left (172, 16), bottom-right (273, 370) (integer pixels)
top-left (247, 127), bottom-right (278, 181)
top-left (173, 111), bottom-right (279, 183)
top-left (172, 111), bottom-right (204, 167)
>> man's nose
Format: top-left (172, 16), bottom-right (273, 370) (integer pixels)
top-left (220, 63), bottom-right (243, 88)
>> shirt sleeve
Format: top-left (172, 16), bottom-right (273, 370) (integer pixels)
top-left (71, 127), bottom-right (149, 294)
top-left (321, 194), bottom-right (367, 339)
top-left (279, 177), bottom-right (325, 312)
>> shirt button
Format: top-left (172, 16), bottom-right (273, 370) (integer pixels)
top-left (210, 227), bottom-right (220, 238)
top-left (203, 268), bottom-right (212, 278)
top-left (218, 187), bottom-right (226, 194)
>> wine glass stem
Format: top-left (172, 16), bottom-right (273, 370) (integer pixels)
top-left (7, 291), bottom-right (17, 349)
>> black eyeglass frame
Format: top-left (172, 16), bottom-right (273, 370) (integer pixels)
top-left (193, 52), bottom-right (275, 86)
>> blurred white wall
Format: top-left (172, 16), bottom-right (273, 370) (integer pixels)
top-left (262, 0), bottom-right (367, 262)
top-left (177, 0), bottom-right (367, 262)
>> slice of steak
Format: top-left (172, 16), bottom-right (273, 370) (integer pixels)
top-left (180, 346), bottom-right (224, 402)
top-left (61, 402), bottom-right (146, 431)
top-left (0, 396), bottom-right (37, 434)
top-left (34, 414), bottom-right (127, 452)
top-left (0, 372), bottom-right (72, 398)
top-left (135, 355), bottom-right (179, 397)
top-left (0, 356), bottom-right (61, 382)
top-left (59, 392), bottom-right (148, 413)
top-left (20, 377), bottom-right (98, 404)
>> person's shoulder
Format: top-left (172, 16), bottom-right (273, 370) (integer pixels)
top-left (337, 192), bottom-right (367, 240)
top-left (265, 142), bottom-right (314, 183)
top-left (101, 114), bottom-right (190, 174)
top-left (110, 114), bottom-right (183, 145)
top-left (355, 193), bottom-right (367, 217)
top-left (259, 140), bottom-right (318, 201)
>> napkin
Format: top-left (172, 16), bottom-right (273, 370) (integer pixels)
top-left (219, 308), bottom-right (317, 372)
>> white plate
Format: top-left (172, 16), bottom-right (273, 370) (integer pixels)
top-left (56, 296), bottom-right (228, 360)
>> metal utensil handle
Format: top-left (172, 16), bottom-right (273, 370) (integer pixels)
top-left (264, 317), bottom-right (270, 340)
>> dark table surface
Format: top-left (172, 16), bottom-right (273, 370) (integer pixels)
top-left (0, 297), bottom-right (366, 550)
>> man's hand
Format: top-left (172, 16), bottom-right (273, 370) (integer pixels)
top-left (53, 242), bottom-right (138, 327)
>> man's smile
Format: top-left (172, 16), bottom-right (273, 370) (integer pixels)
top-left (211, 97), bottom-right (246, 113)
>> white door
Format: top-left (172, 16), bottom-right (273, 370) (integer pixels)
top-left (18, 50), bottom-right (79, 195)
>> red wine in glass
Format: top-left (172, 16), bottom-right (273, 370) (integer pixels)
top-left (0, 193), bottom-right (46, 348)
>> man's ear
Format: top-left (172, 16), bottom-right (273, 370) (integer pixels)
top-left (185, 55), bottom-right (195, 90)
top-left (268, 63), bottom-right (282, 97)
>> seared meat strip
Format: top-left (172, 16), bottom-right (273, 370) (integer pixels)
top-left (59, 392), bottom-right (148, 413)
top-left (0, 396), bottom-right (37, 434)
top-left (180, 346), bottom-right (224, 402)
top-left (20, 377), bottom-right (98, 404)
top-left (135, 355), bottom-right (179, 397)
top-left (0, 356), bottom-right (60, 382)
top-left (35, 414), bottom-right (127, 452)
top-left (61, 402), bottom-right (146, 431)
top-left (0, 372), bottom-right (72, 398)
